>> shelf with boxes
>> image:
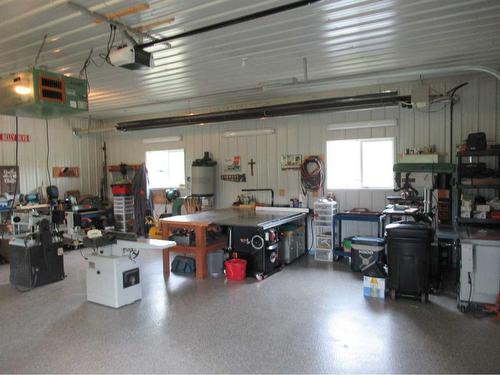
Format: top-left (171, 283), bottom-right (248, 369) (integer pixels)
top-left (456, 148), bottom-right (500, 225)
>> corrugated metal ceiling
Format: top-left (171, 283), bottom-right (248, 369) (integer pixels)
top-left (0, 0), bottom-right (499, 120)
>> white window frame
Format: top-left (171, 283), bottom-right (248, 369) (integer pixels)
top-left (145, 149), bottom-right (186, 189)
top-left (326, 137), bottom-right (395, 190)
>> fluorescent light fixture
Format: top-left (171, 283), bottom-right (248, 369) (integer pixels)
top-left (260, 77), bottom-right (299, 91)
top-left (14, 85), bottom-right (32, 95)
top-left (222, 128), bottom-right (275, 138)
top-left (328, 119), bottom-right (397, 131)
top-left (143, 136), bottom-right (182, 144)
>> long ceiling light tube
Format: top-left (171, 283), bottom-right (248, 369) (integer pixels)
top-left (328, 119), bottom-right (397, 131)
top-left (222, 128), bottom-right (275, 138)
top-left (142, 136), bottom-right (182, 143)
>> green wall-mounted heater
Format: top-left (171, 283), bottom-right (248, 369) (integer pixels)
top-left (0, 68), bottom-right (88, 118)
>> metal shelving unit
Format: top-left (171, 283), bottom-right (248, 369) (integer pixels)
top-left (456, 149), bottom-right (500, 226)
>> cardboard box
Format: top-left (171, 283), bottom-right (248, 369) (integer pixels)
top-left (437, 189), bottom-right (450, 199)
top-left (461, 211), bottom-right (471, 219)
top-left (476, 204), bottom-right (491, 213)
top-left (461, 201), bottom-right (472, 209)
top-left (400, 154), bottom-right (441, 163)
top-left (473, 211), bottom-right (487, 219)
top-left (363, 276), bottom-right (386, 299)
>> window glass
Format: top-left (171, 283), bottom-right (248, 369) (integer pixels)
top-left (327, 138), bottom-right (394, 189)
top-left (145, 149), bottom-right (185, 189)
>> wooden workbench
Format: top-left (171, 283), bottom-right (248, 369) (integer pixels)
top-left (160, 210), bottom-right (230, 279)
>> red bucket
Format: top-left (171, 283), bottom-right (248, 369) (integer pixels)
top-left (225, 258), bottom-right (247, 281)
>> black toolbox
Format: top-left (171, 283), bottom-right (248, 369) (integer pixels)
top-left (385, 221), bottom-right (434, 302)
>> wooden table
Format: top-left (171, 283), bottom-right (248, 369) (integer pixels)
top-left (160, 211), bottom-right (230, 279)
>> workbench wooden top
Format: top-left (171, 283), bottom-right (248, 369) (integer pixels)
top-left (160, 208), bottom-right (237, 226)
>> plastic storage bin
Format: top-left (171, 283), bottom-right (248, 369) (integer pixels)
top-left (111, 183), bottom-right (132, 195)
top-left (314, 248), bottom-right (333, 262)
top-left (279, 225), bottom-right (306, 264)
top-left (350, 236), bottom-right (385, 272)
top-left (208, 250), bottom-right (225, 276)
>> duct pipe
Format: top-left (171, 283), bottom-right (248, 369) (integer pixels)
top-left (116, 92), bottom-right (409, 131)
top-left (264, 65), bottom-right (500, 92)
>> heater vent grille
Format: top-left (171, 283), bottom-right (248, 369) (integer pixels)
top-left (42, 89), bottom-right (63, 100)
top-left (41, 77), bottom-right (62, 89)
top-left (39, 75), bottom-right (64, 103)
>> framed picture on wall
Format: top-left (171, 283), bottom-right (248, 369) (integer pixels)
top-left (224, 156), bottom-right (241, 172)
top-left (0, 166), bottom-right (19, 194)
top-left (280, 154), bottom-right (302, 170)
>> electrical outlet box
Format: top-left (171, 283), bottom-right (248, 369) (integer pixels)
top-left (411, 84), bottom-right (430, 108)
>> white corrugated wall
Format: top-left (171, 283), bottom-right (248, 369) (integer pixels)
top-left (101, 73), bottom-right (499, 236)
top-left (0, 116), bottom-right (104, 197)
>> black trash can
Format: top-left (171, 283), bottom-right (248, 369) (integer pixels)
top-left (385, 221), bottom-right (434, 302)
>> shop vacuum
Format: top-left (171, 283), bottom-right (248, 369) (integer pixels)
top-left (9, 219), bottom-right (65, 290)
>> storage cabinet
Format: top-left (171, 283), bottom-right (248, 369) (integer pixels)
top-left (113, 195), bottom-right (134, 232)
top-left (313, 199), bottom-right (337, 262)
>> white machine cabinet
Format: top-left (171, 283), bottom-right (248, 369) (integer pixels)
top-left (87, 254), bottom-right (141, 308)
top-left (459, 238), bottom-right (500, 307)
top-left (85, 239), bottom-right (175, 308)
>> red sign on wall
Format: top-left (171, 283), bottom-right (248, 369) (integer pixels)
top-left (0, 133), bottom-right (31, 142)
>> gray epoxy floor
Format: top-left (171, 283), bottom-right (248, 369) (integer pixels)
top-left (0, 250), bottom-right (499, 374)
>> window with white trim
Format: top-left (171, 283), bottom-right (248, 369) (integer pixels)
top-left (145, 149), bottom-right (185, 189)
top-left (326, 138), bottom-right (394, 189)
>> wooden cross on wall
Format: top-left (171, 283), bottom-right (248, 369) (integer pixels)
top-left (248, 158), bottom-right (256, 176)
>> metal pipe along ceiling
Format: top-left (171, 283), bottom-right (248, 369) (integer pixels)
top-left (277, 65), bottom-right (500, 91)
top-left (116, 92), bottom-right (410, 131)
top-left (137, 0), bottom-right (322, 50)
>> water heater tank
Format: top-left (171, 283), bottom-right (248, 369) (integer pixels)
top-left (191, 152), bottom-right (217, 196)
